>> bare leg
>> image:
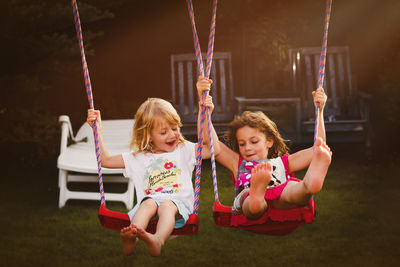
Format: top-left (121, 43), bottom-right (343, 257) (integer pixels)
top-left (277, 137), bottom-right (332, 208)
top-left (121, 198), bottom-right (157, 256)
top-left (303, 138), bottom-right (332, 194)
top-left (137, 200), bottom-right (177, 257)
top-left (242, 162), bottom-right (272, 219)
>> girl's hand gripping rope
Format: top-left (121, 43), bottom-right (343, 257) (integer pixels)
top-left (312, 87), bottom-right (328, 112)
top-left (196, 76), bottom-right (214, 113)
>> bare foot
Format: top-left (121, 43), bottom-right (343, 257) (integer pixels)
top-left (248, 161), bottom-right (272, 215)
top-left (136, 225), bottom-right (163, 257)
top-left (304, 137), bottom-right (332, 194)
top-left (120, 224), bottom-right (138, 256)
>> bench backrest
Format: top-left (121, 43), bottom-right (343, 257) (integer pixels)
top-left (289, 46), bottom-right (357, 121)
top-left (170, 52), bottom-right (235, 123)
top-left (75, 119), bottom-right (135, 150)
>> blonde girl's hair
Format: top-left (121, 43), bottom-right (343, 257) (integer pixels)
top-left (224, 111), bottom-right (289, 158)
top-left (130, 98), bottom-right (185, 153)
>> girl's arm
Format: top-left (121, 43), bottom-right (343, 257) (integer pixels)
top-left (87, 109), bottom-right (125, 169)
top-left (196, 76), bottom-right (220, 159)
top-left (288, 87), bottom-right (327, 173)
top-left (287, 147), bottom-right (313, 173)
top-left (313, 87), bottom-right (327, 142)
top-left (215, 141), bottom-right (240, 177)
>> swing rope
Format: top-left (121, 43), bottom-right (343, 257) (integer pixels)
top-left (186, 0), bottom-right (219, 213)
top-left (314, 0), bottom-right (332, 144)
top-left (72, 0), bottom-right (219, 218)
top-left (72, 0), bottom-right (106, 207)
top-left (210, 0), bottom-right (332, 235)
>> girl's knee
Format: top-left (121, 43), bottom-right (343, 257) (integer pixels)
top-left (158, 200), bottom-right (178, 214)
top-left (277, 181), bottom-right (312, 208)
top-left (141, 198), bottom-right (158, 209)
top-left (242, 197), bottom-right (267, 219)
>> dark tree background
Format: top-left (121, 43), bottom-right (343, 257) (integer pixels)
top-left (1, 0), bottom-right (399, 167)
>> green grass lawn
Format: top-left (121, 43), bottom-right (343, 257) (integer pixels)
top-left (1, 154), bottom-right (399, 267)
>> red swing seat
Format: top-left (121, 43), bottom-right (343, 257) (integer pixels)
top-left (213, 197), bottom-right (316, 236)
top-left (211, 153), bottom-right (316, 235)
top-left (98, 205), bottom-right (131, 231)
top-left (98, 205), bottom-right (199, 234)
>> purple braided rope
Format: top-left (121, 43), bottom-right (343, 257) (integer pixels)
top-left (314, 0), bottom-right (332, 144)
top-left (204, 0), bottom-right (219, 202)
top-left (72, 0), bottom-right (106, 206)
top-left (186, 0), bottom-right (205, 77)
top-left (187, 0), bottom-right (205, 214)
top-left (207, 108), bottom-right (219, 202)
top-left (186, 0), bottom-right (219, 213)
top-left (205, 1), bottom-right (217, 78)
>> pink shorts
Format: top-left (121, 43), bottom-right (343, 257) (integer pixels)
top-left (231, 177), bottom-right (316, 226)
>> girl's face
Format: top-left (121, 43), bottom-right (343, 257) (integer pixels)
top-left (236, 126), bottom-right (273, 161)
top-left (150, 117), bottom-right (181, 154)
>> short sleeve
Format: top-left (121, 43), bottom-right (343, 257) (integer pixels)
top-left (121, 152), bottom-right (134, 178)
top-left (182, 141), bottom-right (196, 166)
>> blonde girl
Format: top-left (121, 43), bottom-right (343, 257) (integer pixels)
top-left (87, 96), bottom-right (216, 257)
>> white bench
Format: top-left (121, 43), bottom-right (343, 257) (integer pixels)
top-left (57, 115), bottom-right (135, 209)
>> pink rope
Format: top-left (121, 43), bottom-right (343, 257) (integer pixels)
top-left (186, 0), bottom-right (219, 213)
top-left (72, 0), bottom-right (221, 211)
top-left (314, 0), bottom-right (332, 144)
top-left (72, 0), bottom-right (105, 206)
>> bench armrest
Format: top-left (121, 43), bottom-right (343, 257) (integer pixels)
top-left (59, 115), bottom-right (82, 153)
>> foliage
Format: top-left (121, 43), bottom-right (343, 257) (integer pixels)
top-left (1, 0), bottom-right (114, 75)
top-left (0, 1), bottom-right (118, 166)
top-left (217, 0), bottom-right (322, 95)
top-left (218, 0), bottom-right (291, 93)
top-left (0, 74), bottom-right (59, 166)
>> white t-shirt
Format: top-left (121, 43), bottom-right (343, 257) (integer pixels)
top-left (122, 141), bottom-right (196, 212)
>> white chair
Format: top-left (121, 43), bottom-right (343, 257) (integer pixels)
top-left (57, 115), bottom-right (135, 209)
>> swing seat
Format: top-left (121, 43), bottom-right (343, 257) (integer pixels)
top-left (98, 205), bottom-right (199, 235)
top-left (212, 197), bottom-right (316, 236)
top-left (98, 205), bottom-right (131, 231)
top-left (212, 156), bottom-right (316, 235)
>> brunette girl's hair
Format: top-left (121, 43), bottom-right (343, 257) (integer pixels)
top-left (130, 98), bottom-right (185, 153)
top-left (224, 111), bottom-right (289, 158)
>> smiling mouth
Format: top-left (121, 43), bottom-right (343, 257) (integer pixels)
top-left (166, 140), bottom-right (176, 146)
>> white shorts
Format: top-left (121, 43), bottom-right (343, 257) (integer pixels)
top-left (128, 196), bottom-right (192, 229)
